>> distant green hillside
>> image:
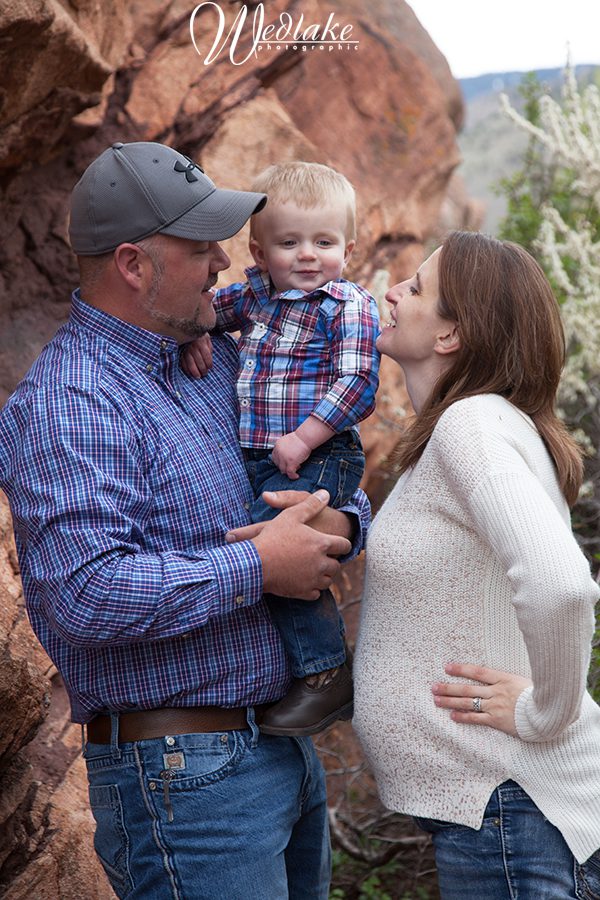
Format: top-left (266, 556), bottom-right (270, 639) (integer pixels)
top-left (457, 65), bottom-right (600, 233)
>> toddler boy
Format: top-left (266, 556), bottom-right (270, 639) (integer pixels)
top-left (184, 161), bottom-right (380, 735)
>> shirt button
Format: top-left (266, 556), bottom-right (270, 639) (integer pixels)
top-left (243, 502), bottom-right (250, 510)
top-left (166, 736), bottom-right (175, 747)
top-left (235, 595), bottom-right (244, 605)
top-left (160, 340), bottom-right (167, 350)
top-left (145, 364), bottom-right (153, 372)
top-left (241, 399), bottom-right (249, 407)
top-left (245, 360), bottom-right (254, 368)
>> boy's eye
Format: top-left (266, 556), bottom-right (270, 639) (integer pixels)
top-left (317, 240), bottom-right (333, 247)
top-left (409, 285), bottom-right (419, 295)
top-left (280, 240), bottom-right (296, 247)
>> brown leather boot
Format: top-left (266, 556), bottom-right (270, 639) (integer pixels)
top-left (259, 663), bottom-right (353, 737)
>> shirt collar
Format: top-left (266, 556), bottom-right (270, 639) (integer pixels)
top-left (70, 289), bottom-right (180, 367)
top-left (243, 264), bottom-right (346, 304)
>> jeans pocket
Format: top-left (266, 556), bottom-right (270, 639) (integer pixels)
top-left (413, 815), bottom-right (457, 834)
top-left (577, 848), bottom-right (600, 899)
top-left (316, 452), bottom-right (365, 508)
top-left (145, 731), bottom-right (248, 824)
top-left (89, 783), bottom-right (134, 898)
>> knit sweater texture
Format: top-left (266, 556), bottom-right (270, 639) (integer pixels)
top-left (353, 394), bottom-right (600, 863)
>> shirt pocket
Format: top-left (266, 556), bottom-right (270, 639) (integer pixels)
top-left (271, 306), bottom-right (325, 363)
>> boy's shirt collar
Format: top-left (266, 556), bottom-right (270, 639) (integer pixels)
top-left (243, 264), bottom-right (347, 304)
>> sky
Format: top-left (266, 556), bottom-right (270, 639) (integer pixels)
top-left (407, 0), bottom-right (600, 79)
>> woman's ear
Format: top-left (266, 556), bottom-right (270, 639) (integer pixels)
top-left (249, 238), bottom-right (268, 272)
top-left (435, 322), bottom-right (460, 356)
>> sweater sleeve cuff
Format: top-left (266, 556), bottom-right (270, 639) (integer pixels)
top-left (514, 685), bottom-right (559, 742)
top-left (205, 539), bottom-right (264, 615)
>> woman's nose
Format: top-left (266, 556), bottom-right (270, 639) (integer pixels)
top-left (385, 284), bottom-right (401, 306)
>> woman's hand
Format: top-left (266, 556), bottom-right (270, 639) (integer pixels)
top-left (431, 662), bottom-right (532, 737)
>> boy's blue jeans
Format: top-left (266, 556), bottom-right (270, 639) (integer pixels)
top-left (244, 431), bottom-right (365, 677)
top-left (415, 780), bottom-right (600, 899)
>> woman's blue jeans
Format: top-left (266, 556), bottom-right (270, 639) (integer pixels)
top-left (415, 781), bottom-right (600, 899)
top-left (244, 432), bottom-right (365, 677)
top-left (84, 711), bottom-right (330, 899)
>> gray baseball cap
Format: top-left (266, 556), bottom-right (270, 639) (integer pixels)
top-left (69, 141), bottom-right (267, 255)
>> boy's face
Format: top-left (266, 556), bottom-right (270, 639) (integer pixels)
top-left (249, 200), bottom-right (355, 294)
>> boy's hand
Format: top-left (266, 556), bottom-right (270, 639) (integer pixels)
top-left (272, 431), bottom-right (311, 479)
top-left (181, 334), bottom-right (213, 378)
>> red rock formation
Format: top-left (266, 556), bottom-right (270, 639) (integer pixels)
top-left (0, 1), bottom-right (478, 893)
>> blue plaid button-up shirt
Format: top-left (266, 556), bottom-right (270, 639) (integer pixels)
top-left (0, 292), bottom-right (369, 723)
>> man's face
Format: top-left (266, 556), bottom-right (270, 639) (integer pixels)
top-left (140, 235), bottom-right (230, 342)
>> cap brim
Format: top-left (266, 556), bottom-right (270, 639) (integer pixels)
top-left (160, 188), bottom-right (267, 242)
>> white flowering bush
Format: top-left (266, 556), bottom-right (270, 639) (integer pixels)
top-left (500, 66), bottom-right (600, 413)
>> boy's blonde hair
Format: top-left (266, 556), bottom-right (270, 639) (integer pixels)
top-left (250, 161), bottom-right (356, 241)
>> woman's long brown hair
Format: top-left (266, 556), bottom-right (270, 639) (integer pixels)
top-left (394, 231), bottom-right (583, 505)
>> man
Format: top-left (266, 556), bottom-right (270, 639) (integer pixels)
top-left (0, 142), bottom-right (369, 899)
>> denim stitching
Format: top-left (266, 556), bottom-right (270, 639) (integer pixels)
top-left (134, 742), bottom-right (181, 900)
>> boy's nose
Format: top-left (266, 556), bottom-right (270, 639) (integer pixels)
top-left (297, 243), bottom-right (317, 259)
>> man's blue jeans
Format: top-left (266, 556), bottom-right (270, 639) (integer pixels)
top-left (244, 432), bottom-right (365, 677)
top-left (415, 781), bottom-right (600, 899)
top-left (84, 711), bottom-right (330, 899)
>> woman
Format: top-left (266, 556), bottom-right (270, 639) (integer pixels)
top-left (353, 231), bottom-right (600, 898)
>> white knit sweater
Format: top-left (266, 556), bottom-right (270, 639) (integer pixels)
top-left (353, 394), bottom-right (600, 863)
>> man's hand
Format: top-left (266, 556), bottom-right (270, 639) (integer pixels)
top-left (226, 490), bottom-right (353, 540)
top-left (181, 334), bottom-right (213, 378)
top-left (271, 431), bottom-right (311, 479)
top-left (229, 490), bottom-right (352, 600)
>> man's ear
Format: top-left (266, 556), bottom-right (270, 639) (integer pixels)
top-left (113, 243), bottom-right (149, 291)
top-left (343, 240), bottom-right (356, 267)
top-left (434, 322), bottom-right (460, 356)
top-left (249, 237), bottom-right (268, 272)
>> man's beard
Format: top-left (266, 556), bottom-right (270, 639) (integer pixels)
top-left (149, 305), bottom-right (210, 339)
top-left (144, 253), bottom-right (213, 338)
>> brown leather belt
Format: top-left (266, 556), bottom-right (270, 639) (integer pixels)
top-left (86, 705), bottom-right (270, 744)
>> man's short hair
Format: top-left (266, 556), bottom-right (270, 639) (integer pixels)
top-left (250, 161), bottom-right (356, 242)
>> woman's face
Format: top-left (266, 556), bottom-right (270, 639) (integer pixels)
top-left (376, 247), bottom-right (455, 365)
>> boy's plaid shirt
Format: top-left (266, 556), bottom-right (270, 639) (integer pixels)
top-left (213, 266), bottom-right (381, 448)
